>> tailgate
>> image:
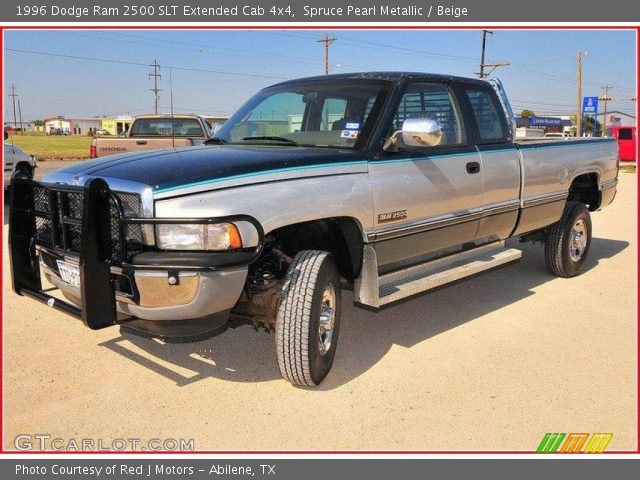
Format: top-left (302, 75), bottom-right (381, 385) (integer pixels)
top-left (94, 137), bottom-right (193, 157)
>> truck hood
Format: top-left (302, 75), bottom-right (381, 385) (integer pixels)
top-left (43, 145), bottom-right (366, 196)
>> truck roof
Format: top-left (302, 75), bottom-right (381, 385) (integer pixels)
top-left (273, 71), bottom-right (490, 87)
top-left (132, 114), bottom-right (210, 120)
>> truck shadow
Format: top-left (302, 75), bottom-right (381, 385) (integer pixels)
top-left (99, 237), bottom-right (628, 389)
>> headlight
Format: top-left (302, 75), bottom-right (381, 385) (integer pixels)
top-left (156, 223), bottom-right (242, 251)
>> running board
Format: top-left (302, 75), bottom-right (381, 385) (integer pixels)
top-left (354, 241), bottom-right (522, 309)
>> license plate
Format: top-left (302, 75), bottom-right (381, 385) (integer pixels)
top-left (56, 260), bottom-right (81, 289)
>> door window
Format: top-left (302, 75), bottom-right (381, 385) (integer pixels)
top-left (391, 83), bottom-right (466, 150)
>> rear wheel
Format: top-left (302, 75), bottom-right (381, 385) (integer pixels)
top-left (276, 250), bottom-right (342, 386)
top-left (544, 201), bottom-right (592, 277)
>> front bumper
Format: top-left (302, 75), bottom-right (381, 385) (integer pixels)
top-left (9, 177), bottom-right (263, 335)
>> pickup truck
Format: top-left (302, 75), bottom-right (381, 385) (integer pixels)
top-left (9, 72), bottom-right (618, 386)
top-left (89, 114), bottom-right (212, 158)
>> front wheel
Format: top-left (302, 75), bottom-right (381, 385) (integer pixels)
top-left (544, 201), bottom-right (592, 277)
top-left (276, 250), bottom-right (342, 386)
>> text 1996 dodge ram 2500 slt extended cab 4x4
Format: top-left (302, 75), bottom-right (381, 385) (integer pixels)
top-left (9, 72), bottom-right (618, 386)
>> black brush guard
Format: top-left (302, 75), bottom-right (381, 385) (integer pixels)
top-left (9, 177), bottom-right (264, 330)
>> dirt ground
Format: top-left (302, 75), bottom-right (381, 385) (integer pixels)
top-left (2, 172), bottom-right (636, 452)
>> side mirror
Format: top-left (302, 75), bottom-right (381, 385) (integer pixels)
top-left (4, 130), bottom-right (8, 141)
top-left (383, 113), bottom-right (444, 152)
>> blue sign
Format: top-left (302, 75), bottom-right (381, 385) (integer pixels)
top-left (582, 96), bottom-right (599, 114)
top-left (529, 116), bottom-right (563, 127)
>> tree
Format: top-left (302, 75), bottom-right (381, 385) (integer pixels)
top-left (519, 109), bottom-right (536, 118)
top-left (33, 120), bottom-right (44, 126)
top-left (569, 115), bottom-right (602, 137)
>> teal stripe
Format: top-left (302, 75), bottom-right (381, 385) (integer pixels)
top-left (155, 140), bottom-right (611, 194)
top-left (154, 160), bottom-right (368, 194)
top-left (518, 139), bottom-right (616, 151)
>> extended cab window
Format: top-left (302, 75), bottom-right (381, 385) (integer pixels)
top-left (465, 88), bottom-right (508, 143)
top-left (130, 118), bottom-right (204, 137)
top-left (392, 83), bottom-right (465, 150)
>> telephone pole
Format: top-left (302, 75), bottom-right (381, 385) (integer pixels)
top-left (576, 49), bottom-right (588, 137)
top-left (477, 30), bottom-right (509, 78)
top-left (600, 85), bottom-right (613, 137)
top-left (479, 30), bottom-right (492, 79)
top-left (317, 35), bottom-right (336, 75)
top-left (149, 59), bottom-right (162, 114)
top-left (8, 83), bottom-right (18, 130)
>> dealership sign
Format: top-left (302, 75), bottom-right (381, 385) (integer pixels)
top-left (529, 116), bottom-right (563, 127)
top-left (582, 96), bottom-right (599, 114)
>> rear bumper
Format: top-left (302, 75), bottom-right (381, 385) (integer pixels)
top-left (9, 177), bottom-right (263, 336)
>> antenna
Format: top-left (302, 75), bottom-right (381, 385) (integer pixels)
top-left (170, 67), bottom-right (175, 148)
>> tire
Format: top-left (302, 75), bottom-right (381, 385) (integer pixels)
top-left (276, 250), bottom-right (342, 386)
top-left (544, 201), bottom-right (592, 277)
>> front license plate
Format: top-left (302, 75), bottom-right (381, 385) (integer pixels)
top-left (56, 260), bottom-right (81, 289)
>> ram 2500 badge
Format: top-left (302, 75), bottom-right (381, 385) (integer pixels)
top-left (9, 73), bottom-right (618, 386)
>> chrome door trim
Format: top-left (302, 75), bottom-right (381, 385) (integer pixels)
top-left (367, 199), bottom-right (521, 242)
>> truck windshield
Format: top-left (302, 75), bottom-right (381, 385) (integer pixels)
top-left (215, 79), bottom-right (390, 149)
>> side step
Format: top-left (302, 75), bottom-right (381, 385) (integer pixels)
top-left (355, 241), bottom-right (522, 309)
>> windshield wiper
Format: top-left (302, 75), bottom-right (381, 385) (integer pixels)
top-left (204, 136), bottom-right (227, 145)
top-left (241, 136), bottom-right (298, 145)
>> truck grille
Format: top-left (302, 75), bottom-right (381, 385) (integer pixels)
top-left (33, 185), bottom-right (144, 262)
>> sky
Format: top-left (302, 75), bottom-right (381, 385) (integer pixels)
top-left (2, 29), bottom-right (637, 121)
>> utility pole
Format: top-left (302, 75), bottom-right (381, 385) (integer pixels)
top-left (479, 30), bottom-right (492, 79)
top-left (17, 98), bottom-right (24, 134)
top-left (576, 49), bottom-right (588, 137)
top-left (600, 85), bottom-right (613, 137)
top-left (317, 35), bottom-right (336, 75)
top-left (8, 83), bottom-right (18, 131)
top-left (477, 30), bottom-right (509, 79)
top-left (149, 59), bottom-right (162, 114)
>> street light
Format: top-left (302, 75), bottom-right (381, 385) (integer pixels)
top-left (576, 49), bottom-right (589, 137)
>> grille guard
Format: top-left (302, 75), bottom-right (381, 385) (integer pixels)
top-left (9, 177), bottom-right (265, 329)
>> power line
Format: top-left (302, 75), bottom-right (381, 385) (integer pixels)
top-left (4, 48), bottom-right (287, 80)
top-left (149, 59), bottom-right (162, 115)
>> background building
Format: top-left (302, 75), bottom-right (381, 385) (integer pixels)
top-left (101, 116), bottom-right (133, 135)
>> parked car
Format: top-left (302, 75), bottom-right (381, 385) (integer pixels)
top-left (9, 72), bottom-right (618, 386)
top-left (89, 114), bottom-right (213, 158)
top-left (544, 132), bottom-right (570, 139)
top-left (606, 125), bottom-right (636, 161)
top-left (95, 128), bottom-right (110, 136)
top-left (3, 130), bottom-right (37, 189)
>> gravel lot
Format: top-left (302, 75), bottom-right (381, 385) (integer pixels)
top-left (2, 172), bottom-right (636, 452)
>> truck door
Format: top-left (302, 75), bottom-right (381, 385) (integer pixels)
top-left (460, 85), bottom-right (521, 242)
top-left (368, 81), bottom-right (484, 270)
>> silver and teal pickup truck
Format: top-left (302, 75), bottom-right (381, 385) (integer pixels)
top-left (9, 72), bottom-right (618, 386)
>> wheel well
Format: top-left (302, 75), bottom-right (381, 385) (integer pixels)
top-left (569, 173), bottom-right (600, 211)
top-left (267, 217), bottom-right (364, 282)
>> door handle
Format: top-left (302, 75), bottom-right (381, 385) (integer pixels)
top-left (136, 140), bottom-right (148, 145)
top-left (466, 161), bottom-right (481, 174)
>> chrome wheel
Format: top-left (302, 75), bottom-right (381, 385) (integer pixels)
top-left (569, 219), bottom-right (588, 262)
top-left (318, 283), bottom-right (336, 356)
